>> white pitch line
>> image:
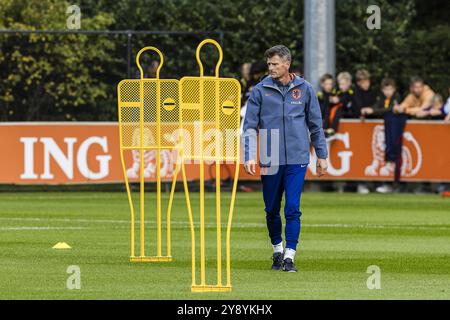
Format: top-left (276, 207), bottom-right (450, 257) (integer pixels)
top-left (0, 217), bottom-right (129, 224)
top-left (0, 217), bottom-right (449, 231)
top-left (306, 223), bottom-right (450, 231)
top-left (0, 226), bottom-right (87, 231)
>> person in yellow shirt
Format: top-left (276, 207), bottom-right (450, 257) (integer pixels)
top-left (415, 94), bottom-right (445, 119)
top-left (398, 76), bottom-right (435, 116)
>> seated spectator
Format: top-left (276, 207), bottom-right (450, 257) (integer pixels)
top-left (336, 71), bottom-right (355, 118)
top-left (398, 76), bottom-right (435, 117)
top-left (353, 69), bottom-right (377, 118)
top-left (373, 78), bottom-right (407, 193)
top-left (317, 73), bottom-right (340, 137)
top-left (416, 94), bottom-right (445, 119)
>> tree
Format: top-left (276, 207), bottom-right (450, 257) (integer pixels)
top-left (0, 0), bottom-right (115, 120)
top-left (335, 0), bottom-right (450, 96)
top-left (1, 0), bottom-right (448, 120)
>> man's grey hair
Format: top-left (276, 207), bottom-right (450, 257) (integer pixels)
top-left (264, 45), bottom-right (292, 63)
top-left (410, 76), bottom-right (424, 85)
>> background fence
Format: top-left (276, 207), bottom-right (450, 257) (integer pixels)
top-left (0, 30), bottom-right (225, 122)
top-left (1, 120), bottom-right (449, 185)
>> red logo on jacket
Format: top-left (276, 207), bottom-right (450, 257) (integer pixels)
top-left (292, 89), bottom-right (301, 100)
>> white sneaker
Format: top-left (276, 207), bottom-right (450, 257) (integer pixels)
top-left (376, 184), bottom-right (393, 193)
top-left (380, 163), bottom-right (395, 176)
top-left (357, 184), bottom-right (370, 194)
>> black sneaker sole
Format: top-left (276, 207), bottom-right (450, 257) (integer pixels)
top-left (272, 266), bottom-right (283, 270)
top-left (282, 264), bottom-right (298, 272)
top-left (271, 253), bottom-right (284, 270)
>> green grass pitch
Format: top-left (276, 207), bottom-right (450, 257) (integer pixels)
top-left (0, 191), bottom-right (449, 299)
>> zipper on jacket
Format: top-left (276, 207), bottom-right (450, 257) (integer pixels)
top-left (281, 95), bottom-right (288, 164)
top-left (263, 84), bottom-right (299, 165)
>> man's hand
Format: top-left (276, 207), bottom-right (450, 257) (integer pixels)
top-left (393, 104), bottom-right (405, 114)
top-left (405, 106), bottom-right (420, 115)
top-left (316, 158), bottom-right (328, 177)
top-left (430, 108), bottom-right (442, 117)
top-left (244, 160), bottom-right (257, 176)
top-left (416, 109), bottom-right (429, 118)
top-left (361, 107), bottom-right (374, 115)
top-left (329, 96), bottom-right (339, 104)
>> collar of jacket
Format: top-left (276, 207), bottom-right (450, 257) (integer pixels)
top-left (261, 74), bottom-right (305, 93)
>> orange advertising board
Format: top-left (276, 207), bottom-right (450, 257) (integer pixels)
top-left (0, 120), bottom-right (449, 184)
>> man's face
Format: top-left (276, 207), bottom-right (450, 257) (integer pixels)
top-left (267, 55), bottom-right (290, 80)
top-left (411, 81), bottom-right (424, 97)
top-left (357, 79), bottom-right (371, 91)
top-left (321, 79), bottom-right (334, 93)
top-left (382, 85), bottom-right (395, 98)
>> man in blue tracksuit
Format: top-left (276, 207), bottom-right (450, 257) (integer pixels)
top-left (242, 45), bottom-right (328, 272)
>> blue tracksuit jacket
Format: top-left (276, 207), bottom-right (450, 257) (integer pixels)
top-left (242, 74), bottom-right (328, 165)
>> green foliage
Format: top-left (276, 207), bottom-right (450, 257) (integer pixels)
top-left (92, 0), bottom-right (303, 78)
top-left (405, 24), bottom-right (450, 95)
top-left (0, 0), bottom-right (116, 120)
top-left (336, 0), bottom-right (416, 93)
top-left (0, 0), bottom-right (448, 120)
top-left (336, 0), bottom-right (450, 95)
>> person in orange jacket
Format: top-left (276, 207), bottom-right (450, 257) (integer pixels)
top-left (398, 76), bottom-right (435, 117)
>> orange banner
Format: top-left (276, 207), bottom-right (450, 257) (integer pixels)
top-left (0, 120), bottom-right (449, 184)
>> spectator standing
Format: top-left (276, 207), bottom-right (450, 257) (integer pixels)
top-left (323, 71), bottom-right (353, 137)
top-left (353, 69), bottom-right (377, 118)
top-left (416, 94), bottom-right (445, 119)
top-left (134, 60), bottom-right (159, 79)
top-left (352, 69), bottom-right (377, 194)
top-left (336, 71), bottom-right (355, 118)
top-left (317, 74), bottom-right (340, 137)
top-left (240, 61), bottom-right (267, 133)
top-left (240, 62), bottom-right (252, 89)
top-left (372, 78), bottom-right (407, 193)
top-left (241, 61), bottom-right (267, 107)
top-left (398, 76), bottom-right (435, 117)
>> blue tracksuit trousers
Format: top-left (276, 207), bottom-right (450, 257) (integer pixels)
top-left (261, 164), bottom-right (307, 250)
